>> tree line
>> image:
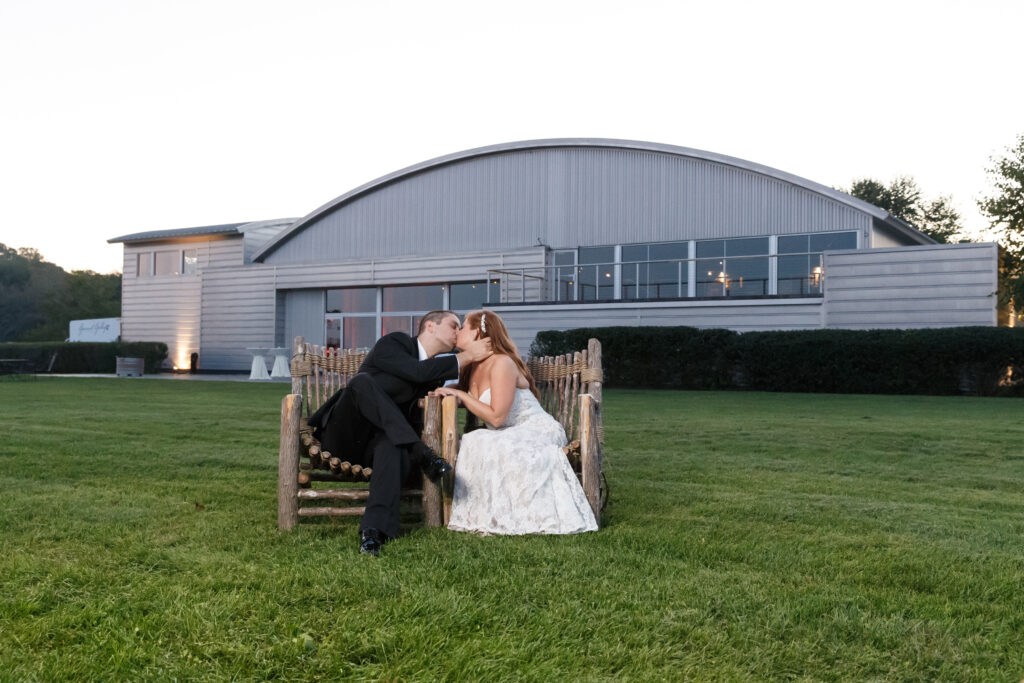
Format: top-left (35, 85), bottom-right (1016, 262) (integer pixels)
top-left (842, 133), bottom-right (1023, 319)
top-left (0, 245), bottom-right (121, 342)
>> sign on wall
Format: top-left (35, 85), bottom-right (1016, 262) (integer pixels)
top-left (68, 318), bottom-right (121, 342)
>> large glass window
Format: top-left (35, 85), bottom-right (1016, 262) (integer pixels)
top-left (327, 287), bottom-right (376, 314)
top-left (577, 246), bottom-right (615, 300)
top-left (622, 241), bottom-right (688, 299)
top-left (383, 284), bottom-right (444, 312)
top-left (549, 250), bottom-right (576, 302)
top-left (778, 231), bottom-right (857, 295)
top-left (449, 281), bottom-right (488, 311)
top-left (695, 237), bottom-right (768, 297)
top-left (182, 249), bottom-right (198, 275)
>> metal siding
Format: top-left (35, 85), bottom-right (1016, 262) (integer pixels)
top-left (120, 243), bottom-right (205, 368)
top-left (284, 290), bottom-right (325, 347)
top-left (263, 147), bottom-right (870, 265)
top-left (200, 265), bottom-right (278, 371)
top-left (824, 244), bottom-right (998, 329)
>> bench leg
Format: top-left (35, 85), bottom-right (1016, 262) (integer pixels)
top-left (440, 395), bottom-right (458, 525)
top-left (420, 395), bottom-right (444, 527)
top-left (579, 393), bottom-right (602, 527)
top-left (278, 393), bottom-right (302, 531)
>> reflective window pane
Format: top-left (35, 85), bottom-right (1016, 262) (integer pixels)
top-left (578, 246), bottom-right (614, 265)
top-left (649, 241), bottom-right (688, 261)
top-left (726, 256), bottom-right (769, 295)
top-left (551, 268), bottom-right (575, 302)
top-left (810, 231), bottom-right (857, 252)
top-left (777, 254), bottom-right (810, 295)
top-left (449, 282), bottom-right (487, 311)
top-left (621, 261), bottom-right (642, 299)
top-left (327, 287), bottom-right (376, 314)
top-left (382, 285), bottom-right (444, 312)
top-left (325, 317), bottom-right (341, 348)
top-left (696, 240), bottom-right (724, 258)
top-left (154, 250), bottom-right (179, 275)
top-left (182, 249), bottom-right (197, 275)
top-left (726, 237), bottom-right (768, 257)
top-left (577, 263), bottom-right (613, 300)
top-left (621, 245), bottom-right (647, 262)
top-left (649, 261), bottom-right (684, 298)
top-left (137, 252), bottom-right (152, 277)
top-left (343, 317), bottom-right (377, 349)
top-left (778, 235), bottom-right (808, 254)
top-left (697, 259), bottom-right (726, 297)
top-left (381, 315), bottom-right (414, 336)
top-left (553, 250), bottom-right (576, 266)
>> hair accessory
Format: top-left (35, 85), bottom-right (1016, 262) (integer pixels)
top-left (480, 313), bottom-right (487, 334)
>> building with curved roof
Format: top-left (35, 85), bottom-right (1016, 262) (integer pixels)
top-left (110, 139), bottom-right (998, 371)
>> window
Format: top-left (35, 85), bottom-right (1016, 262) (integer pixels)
top-left (449, 281), bottom-right (488, 311)
top-left (621, 242), bottom-right (688, 299)
top-left (182, 249), bottom-right (198, 275)
top-left (777, 231), bottom-right (857, 295)
top-left (136, 249), bottom-right (196, 278)
top-left (549, 250), bottom-right (576, 302)
top-left (136, 252), bottom-right (152, 277)
top-left (383, 284), bottom-right (444, 312)
top-left (327, 287), bottom-right (376, 314)
top-left (577, 246), bottom-right (615, 300)
top-left (154, 250), bottom-right (180, 276)
top-left (696, 237), bottom-right (769, 297)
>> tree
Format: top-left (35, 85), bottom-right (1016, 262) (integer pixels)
top-left (0, 244), bottom-right (121, 341)
top-left (979, 134), bottom-right (1024, 317)
top-left (846, 176), bottom-right (966, 244)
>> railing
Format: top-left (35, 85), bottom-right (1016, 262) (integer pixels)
top-left (486, 254), bottom-right (825, 305)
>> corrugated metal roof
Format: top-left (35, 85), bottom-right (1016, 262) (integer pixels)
top-left (108, 219), bottom-right (297, 244)
top-left (252, 139), bottom-right (932, 262)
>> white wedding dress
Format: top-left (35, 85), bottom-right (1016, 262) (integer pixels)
top-left (447, 388), bottom-right (598, 535)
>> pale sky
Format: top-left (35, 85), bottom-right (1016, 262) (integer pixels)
top-left (1, 0), bottom-right (1021, 274)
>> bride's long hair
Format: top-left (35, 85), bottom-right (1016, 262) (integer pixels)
top-left (460, 309), bottom-right (540, 399)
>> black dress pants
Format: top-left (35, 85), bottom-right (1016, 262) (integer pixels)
top-left (317, 373), bottom-right (421, 538)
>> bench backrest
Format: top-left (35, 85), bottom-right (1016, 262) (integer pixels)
top-left (288, 334), bottom-right (603, 438)
top-left (288, 336), bottom-right (367, 417)
top-left (527, 338), bottom-right (603, 443)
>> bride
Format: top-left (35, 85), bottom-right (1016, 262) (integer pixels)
top-left (432, 310), bottom-right (598, 535)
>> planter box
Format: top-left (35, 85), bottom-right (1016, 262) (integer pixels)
top-left (116, 357), bottom-right (144, 377)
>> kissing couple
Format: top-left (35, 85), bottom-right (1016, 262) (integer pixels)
top-left (309, 309), bottom-right (597, 556)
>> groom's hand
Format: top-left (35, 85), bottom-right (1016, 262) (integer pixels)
top-left (456, 338), bottom-right (492, 365)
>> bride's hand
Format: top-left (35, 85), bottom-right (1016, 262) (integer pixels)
top-left (431, 386), bottom-right (459, 399)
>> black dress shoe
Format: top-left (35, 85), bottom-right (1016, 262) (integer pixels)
top-left (410, 442), bottom-right (453, 483)
top-left (359, 528), bottom-right (388, 557)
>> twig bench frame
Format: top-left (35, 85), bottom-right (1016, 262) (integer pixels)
top-left (278, 336), bottom-right (605, 531)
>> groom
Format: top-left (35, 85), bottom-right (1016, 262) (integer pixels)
top-left (308, 310), bottom-right (491, 556)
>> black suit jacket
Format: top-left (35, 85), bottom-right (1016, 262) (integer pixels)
top-left (359, 332), bottom-right (459, 416)
top-left (308, 332), bottom-right (459, 435)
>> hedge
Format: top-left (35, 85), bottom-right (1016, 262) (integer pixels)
top-left (530, 326), bottom-right (1024, 397)
top-left (0, 341), bottom-right (168, 374)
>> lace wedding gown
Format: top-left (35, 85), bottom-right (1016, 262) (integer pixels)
top-left (447, 388), bottom-right (598, 535)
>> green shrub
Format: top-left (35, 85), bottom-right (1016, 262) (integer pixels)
top-left (531, 326), bottom-right (1024, 396)
top-left (0, 341), bottom-right (168, 373)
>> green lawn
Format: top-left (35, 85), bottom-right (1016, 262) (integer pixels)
top-left (1, 378), bottom-right (1022, 681)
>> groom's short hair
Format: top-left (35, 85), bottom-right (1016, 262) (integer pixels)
top-left (418, 310), bottom-right (458, 335)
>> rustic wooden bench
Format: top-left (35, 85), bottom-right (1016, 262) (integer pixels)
top-left (277, 336), bottom-right (606, 530)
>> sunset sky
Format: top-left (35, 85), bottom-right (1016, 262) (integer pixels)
top-left (2, 0), bottom-right (1021, 273)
